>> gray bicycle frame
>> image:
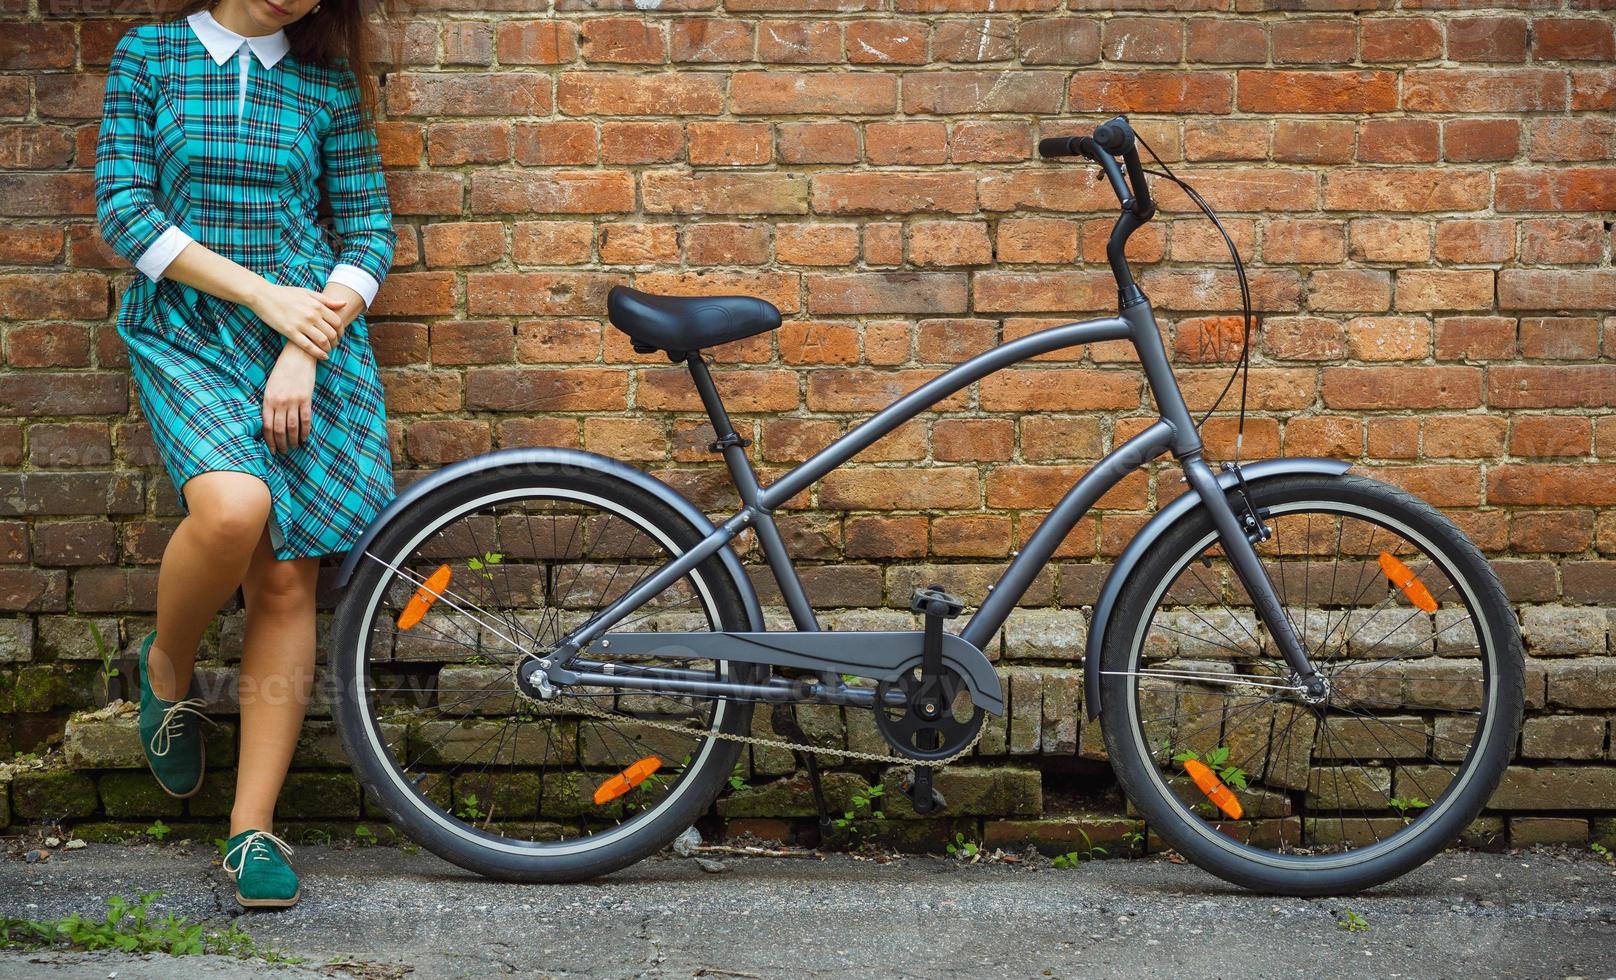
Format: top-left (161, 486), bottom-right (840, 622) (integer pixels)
top-left (545, 298), bottom-right (1321, 690)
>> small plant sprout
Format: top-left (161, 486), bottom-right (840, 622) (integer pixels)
top-left (144, 820), bottom-right (171, 842)
top-left (832, 782), bottom-right (885, 835)
top-left (466, 551), bottom-right (503, 582)
top-left (353, 825), bottom-right (377, 847)
top-left (1051, 828), bottom-right (1108, 868)
top-left (946, 832), bottom-right (980, 861)
top-left (1591, 842), bottom-right (1613, 865)
top-left (1337, 909), bottom-right (1369, 933)
top-left (727, 763), bottom-right (747, 792)
top-left (455, 793), bottom-right (484, 822)
top-left (1388, 797), bottom-right (1431, 825)
top-left (88, 621), bottom-right (117, 705)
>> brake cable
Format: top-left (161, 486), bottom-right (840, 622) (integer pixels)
top-left (1131, 132), bottom-right (1256, 464)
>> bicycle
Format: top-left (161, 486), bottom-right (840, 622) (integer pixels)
top-left (327, 116), bottom-right (1524, 896)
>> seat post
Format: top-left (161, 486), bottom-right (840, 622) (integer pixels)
top-left (685, 354), bottom-right (823, 634)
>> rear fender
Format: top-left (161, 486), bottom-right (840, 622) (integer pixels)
top-left (331, 448), bottom-right (765, 631)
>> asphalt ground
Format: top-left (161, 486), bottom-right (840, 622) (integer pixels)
top-left (2, 841), bottom-right (1614, 979)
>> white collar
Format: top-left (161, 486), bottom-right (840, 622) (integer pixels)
top-left (187, 10), bottom-right (289, 68)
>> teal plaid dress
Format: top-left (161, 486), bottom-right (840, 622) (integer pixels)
top-left (95, 20), bottom-right (396, 561)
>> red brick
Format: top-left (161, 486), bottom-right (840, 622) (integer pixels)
top-left (1271, 19), bottom-right (1356, 64)
top-left (689, 122), bottom-right (773, 165)
top-left (1434, 220), bottom-right (1514, 264)
top-left (495, 21), bottom-right (578, 64)
top-left (1357, 119), bottom-right (1440, 163)
top-left (864, 120), bottom-right (947, 165)
top-left (512, 121), bottom-right (597, 166)
top-left (1238, 70), bottom-right (1398, 114)
top-left (845, 20), bottom-right (929, 64)
top-left (1101, 17), bottom-right (1182, 63)
top-left (1323, 169), bottom-right (1491, 213)
top-left (1499, 270), bottom-right (1616, 311)
top-left (1068, 71), bottom-right (1234, 114)
top-left (1443, 119), bottom-right (1520, 163)
top-left (1272, 119), bottom-right (1354, 164)
top-left (558, 72), bottom-right (724, 115)
top-left (1322, 367), bottom-right (1482, 410)
top-left (670, 18), bottom-right (753, 62)
top-left (1532, 17), bottom-right (1616, 62)
top-left (1519, 317), bottom-right (1600, 360)
top-left (731, 72), bottom-right (895, 114)
top-left (1445, 15), bottom-right (1528, 62)
top-left (1019, 18), bottom-right (1101, 64)
top-left (1512, 417), bottom-right (1593, 459)
top-left (1186, 19), bottom-right (1264, 63)
top-left (1489, 366), bottom-right (1616, 409)
top-left (777, 122), bottom-right (859, 164)
top-left (904, 71), bottom-right (1066, 114)
top-left (1361, 17), bottom-right (1441, 62)
top-left (1490, 465), bottom-right (1616, 506)
top-left (1404, 69), bottom-right (1567, 113)
top-left (1435, 316), bottom-right (1516, 361)
top-left (389, 73), bottom-right (552, 116)
top-left (1496, 168), bottom-right (1616, 212)
top-left (579, 18), bottom-right (666, 63)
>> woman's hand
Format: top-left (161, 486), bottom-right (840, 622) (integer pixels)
top-left (319, 281), bottom-right (367, 335)
top-left (248, 282), bottom-right (346, 360)
top-left (262, 346), bottom-right (317, 453)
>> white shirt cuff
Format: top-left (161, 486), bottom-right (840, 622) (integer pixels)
top-left (134, 226), bottom-right (193, 283)
top-left (326, 263), bottom-right (380, 309)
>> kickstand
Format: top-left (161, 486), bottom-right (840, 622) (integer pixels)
top-left (771, 703), bottom-right (834, 844)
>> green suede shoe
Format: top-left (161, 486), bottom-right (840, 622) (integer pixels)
top-left (137, 630), bottom-right (209, 799)
top-left (224, 829), bottom-right (300, 908)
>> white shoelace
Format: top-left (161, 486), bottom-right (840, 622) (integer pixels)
top-left (223, 829), bottom-right (295, 878)
top-left (147, 697), bottom-right (213, 758)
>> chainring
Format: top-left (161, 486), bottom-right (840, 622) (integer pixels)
top-left (873, 663), bottom-right (985, 761)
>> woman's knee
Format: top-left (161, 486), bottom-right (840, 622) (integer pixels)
top-left (182, 472), bottom-right (272, 549)
top-left (243, 558), bottom-right (318, 613)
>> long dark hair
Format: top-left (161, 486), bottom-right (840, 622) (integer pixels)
top-left (161, 1), bottom-right (392, 120)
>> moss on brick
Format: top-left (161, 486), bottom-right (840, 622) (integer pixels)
top-left (9, 664), bottom-right (97, 714)
top-left (279, 772), bottom-right (362, 819)
top-left (880, 765), bottom-right (1042, 819)
top-left (0, 769), bottom-right (11, 830)
top-left (98, 771), bottom-right (184, 819)
top-left (62, 712), bottom-right (145, 769)
top-left (716, 771), bottom-right (865, 818)
top-left (11, 769), bottom-right (97, 819)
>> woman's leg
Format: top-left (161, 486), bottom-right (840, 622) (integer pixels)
top-left (147, 472), bottom-right (272, 700)
top-left (230, 521), bottom-right (321, 837)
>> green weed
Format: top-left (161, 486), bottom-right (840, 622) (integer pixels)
top-left (0, 891), bottom-right (301, 963)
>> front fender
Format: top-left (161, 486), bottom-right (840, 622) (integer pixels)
top-left (1082, 457), bottom-right (1351, 719)
top-left (330, 447), bottom-right (766, 631)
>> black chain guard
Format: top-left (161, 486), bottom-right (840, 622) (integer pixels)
top-left (873, 664), bottom-right (985, 761)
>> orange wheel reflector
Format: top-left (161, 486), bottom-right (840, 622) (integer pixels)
top-left (396, 564), bottom-right (452, 630)
top-left (1183, 758), bottom-right (1244, 820)
top-left (593, 756), bottom-right (662, 806)
top-left (1378, 551), bottom-right (1438, 613)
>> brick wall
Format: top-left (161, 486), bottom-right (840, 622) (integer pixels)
top-left (1, 1), bottom-right (1614, 849)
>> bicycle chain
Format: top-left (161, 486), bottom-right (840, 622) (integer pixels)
top-left (532, 689), bottom-right (986, 770)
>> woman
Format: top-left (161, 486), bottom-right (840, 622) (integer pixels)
top-left (94, 0), bottom-right (396, 909)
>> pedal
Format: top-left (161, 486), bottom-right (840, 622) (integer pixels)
top-left (910, 584), bottom-right (965, 621)
top-left (771, 704), bottom-right (834, 843)
top-left (900, 768), bottom-right (947, 816)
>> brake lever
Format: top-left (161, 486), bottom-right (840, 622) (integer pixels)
top-left (1078, 137), bottom-right (1134, 212)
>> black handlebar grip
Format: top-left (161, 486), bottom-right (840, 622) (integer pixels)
top-left (1037, 136), bottom-right (1084, 159)
top-left (1093, 116), bottom-right (1135, 155)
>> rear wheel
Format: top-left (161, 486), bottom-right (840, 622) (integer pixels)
top-left (330, 462), bottom-right (755, 882)
top-left (1100, 474), bottom-right (1523, 895)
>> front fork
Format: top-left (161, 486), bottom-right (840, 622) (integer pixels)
top-left (1181, 453), bottom-right (1326, 698)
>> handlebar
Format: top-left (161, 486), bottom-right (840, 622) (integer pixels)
top-left (1038, 115), bottom-right (1155, 220)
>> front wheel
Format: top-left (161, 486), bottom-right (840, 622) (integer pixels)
top-left (1100, 474), bottom-right (1523, 895)
top-left (329, 460), bottom-right (756, 882)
